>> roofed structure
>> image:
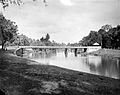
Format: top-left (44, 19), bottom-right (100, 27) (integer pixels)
top-left (93, 42), bottom-right (100, 46)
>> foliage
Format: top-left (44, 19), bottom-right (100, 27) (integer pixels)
top-left (0, 14), bottom-right (18, 49)
top-left (101, 24), bottom-right (112, 32)
top-left (45, 33), bottom-right (50, 41)
top-left (39, 33), bottom-right (51, 46)
top-left (9, 33), bottom-right (66, 47)
top-left (79, 31), bottom-right (99, 46)
top-left (31, 39), bottom-right (45, 46)
top-left (40, 33), bottom-right (50, 42)
top-left (0, 0), bottom-right (47, 8)
top-left (79, 24), bottom-right (120, 49)
top-left (10, 34), bottom-right (31, 46)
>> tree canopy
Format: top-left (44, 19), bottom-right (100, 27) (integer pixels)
top-left (79, 24), bottom-right (120, 49)
top-left (0, 0), bottom-right (47, 8)
top-left (0, 14), bottom-right (18, 49)
top-left (40, 33), bottom-right (50, 42)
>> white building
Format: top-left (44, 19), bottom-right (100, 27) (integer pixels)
top-left (87, 43), bottom-right (101, 53)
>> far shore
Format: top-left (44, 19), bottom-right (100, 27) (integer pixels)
top-left (81, 49), bottom-right (120, 59)
top-left (0, 49), bottom-right (120, 95)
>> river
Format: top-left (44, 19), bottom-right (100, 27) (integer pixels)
top-left (22, 50), bottom-right (120, 79)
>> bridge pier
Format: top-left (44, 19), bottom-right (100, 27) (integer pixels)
top-left (84, 48), bottom-right (87, 52)
top-left (74, 48), bottom-right (77, 57)
top-left (64, 48), bottom-right (68, 57)
top-left (44, 49), bottom-right (47, 54)
top-left (21, 48), bottom-right (24, 54)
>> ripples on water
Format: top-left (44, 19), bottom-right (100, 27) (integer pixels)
top-left (21, 50), bottom-right (120, 79)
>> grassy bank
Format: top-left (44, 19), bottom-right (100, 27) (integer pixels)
top-left (0, 50), bottom-right (120, 95)
top-left (87, 49), bottom-right (120, 59)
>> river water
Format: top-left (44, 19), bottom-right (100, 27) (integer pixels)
top-left (22, 50), bottom-right (120, 79)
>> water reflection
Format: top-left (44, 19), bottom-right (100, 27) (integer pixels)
top-left (88, 56), bottom-right (120, 79)
top-left (22, 50), bottom-right (120, 79)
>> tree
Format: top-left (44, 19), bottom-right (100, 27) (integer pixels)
top-left (112, 25), bottom-right (120, 49)
top-left (17, 34), bottom-right (30, 46)
top-left (101, 24), bottom-right (112, 32)
top-left (0, 0), bottom-right (47, 9)
top-left (79, 31), bottom-right (98, 46)
top-left (97, 29), bottom-right (106, 48)
top-left (78, 24), bottom-right (120, 49)
top-left (0, 14), bottom-right (18, 49)
top-left (45, 33), bottom-right (50, 41)
top-left (40, 37), bottom-right (44, 42)
top-left (40, 33), bottom-right (50, 42)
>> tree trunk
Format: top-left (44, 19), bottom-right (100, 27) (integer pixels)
top-left (1, 40), bottom-right (5, 50)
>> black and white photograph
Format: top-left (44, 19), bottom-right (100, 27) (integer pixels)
top-left (0, 0), bottom-right (120, 95)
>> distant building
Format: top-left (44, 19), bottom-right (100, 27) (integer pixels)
top-left (87, 42), bottom-right (101, 53)
top-left (93, 42), bottom-right (100, 46)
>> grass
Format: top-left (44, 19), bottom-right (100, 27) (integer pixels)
top-left (0, 50), bottom-right (120, 95)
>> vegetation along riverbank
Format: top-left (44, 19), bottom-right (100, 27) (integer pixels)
top-left (86, 49), bottom-right (120, 59)
top-left (0, 50), bottom-right (120, 95)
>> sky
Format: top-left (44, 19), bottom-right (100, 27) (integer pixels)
top-left (2, 0), bottom-right (120, 43)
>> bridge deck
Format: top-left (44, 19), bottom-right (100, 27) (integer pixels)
top-left (9, 46), bottom-right (101, 49)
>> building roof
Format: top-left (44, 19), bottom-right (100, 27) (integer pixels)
top-left (93, 42), bottom-right (100, 46)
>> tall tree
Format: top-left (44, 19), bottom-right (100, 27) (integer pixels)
top-left (0, 14), bottom-right (18, 49)
top-left (45, 33), bottom-right (50, 41)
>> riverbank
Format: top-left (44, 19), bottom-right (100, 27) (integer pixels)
top-left (0, 50), bottom-right (120, 95)
top-left (86, 49), bottom-right (120, 59)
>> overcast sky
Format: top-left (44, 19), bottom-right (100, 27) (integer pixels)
top-left (3, 0), bottom-right (120, 43)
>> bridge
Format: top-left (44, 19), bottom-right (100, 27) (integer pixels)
top-left (7, 46), bottom-right (101, 57)
top-left (10, 46), bottom-right (101, 49)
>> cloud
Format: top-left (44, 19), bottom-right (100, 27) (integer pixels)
top-left (60, 0), bottom-right (74, 6)
top-left (3, 0), bottom-right (120, 43)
